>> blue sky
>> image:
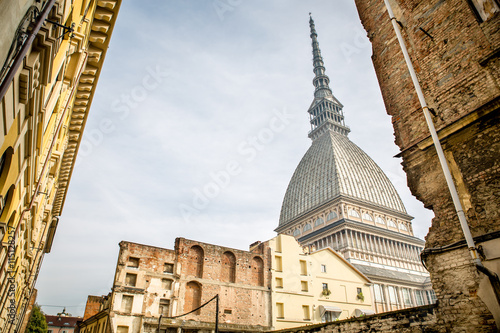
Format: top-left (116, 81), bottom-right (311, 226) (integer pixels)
top-left (35, 0), bottom-right (434, 316)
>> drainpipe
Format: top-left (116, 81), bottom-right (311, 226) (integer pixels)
top-left (381, 0), bottom-right (500, 306)
top-left (0, 0), bottom-right (57, 101)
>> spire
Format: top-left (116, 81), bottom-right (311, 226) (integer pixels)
top-left (307, 14), bottom-right (350, 141)
top-left (309, 14), bottom-right (333, 99)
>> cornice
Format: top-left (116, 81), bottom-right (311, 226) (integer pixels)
top-left (52, 0), bottom-right (122, 216)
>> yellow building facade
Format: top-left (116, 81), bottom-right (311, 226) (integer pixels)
top-left (265, 235), bottom-right (374, 330)
top-left (0, 0), bottom-right (121, 331)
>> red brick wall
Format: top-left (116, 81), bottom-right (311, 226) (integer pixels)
top-left (354, 0), bottom-right (499, 331)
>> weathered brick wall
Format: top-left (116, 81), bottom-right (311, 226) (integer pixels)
top-left (175, 238), bottom-right (271, 327)
top-left (83, 295), bottom-right (106, 321)
top-left (273, 305), bottom-right (437, 333)
top-left (354, 0), bottom-right (500, 331)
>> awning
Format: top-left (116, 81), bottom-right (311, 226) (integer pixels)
top-left (319, 305), bottom-right (342, 316)
top-left (354, 308), bottom-right (376, 317)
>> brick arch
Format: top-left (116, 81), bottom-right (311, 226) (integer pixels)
top-left (221, 251), bottom-right (236, 283)
top-left (187, 245), bottom-right (204, 278)
top-left (184, 281), bottom-right (202, 315)
top-left (251, 256), bottom-right (264, 286)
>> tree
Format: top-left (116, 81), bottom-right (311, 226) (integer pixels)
top-left (26, 304), bottom-right (48, 333)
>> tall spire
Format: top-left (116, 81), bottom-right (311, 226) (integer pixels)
top-left (309, 14), bottom-right (333, 99)
top-left (307, 15), bottom-right (350, 141)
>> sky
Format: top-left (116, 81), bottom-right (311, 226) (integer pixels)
top-left (35, 0), bottom-right (434, 316)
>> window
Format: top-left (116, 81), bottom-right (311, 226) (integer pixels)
top-left (375, 217), bottom-right (385, 224)
top-left (363, 213), bottom-right (373, 221)
top-left (321, 264), bottom-right (327, 273)
top-left (327, 211), bottom-right (337, 221)
top-left (162, 278), bottom-right (172, 290)
top-left (322, 283), bottom-right (331, 296)
top-left (402, 288), bottom-right (413, 307)
top-left (275, 256), bottom-right (283, 272)
top-left (314, 218), bottom-right (324, 226)
top-left (125, 273), bottom-right (137, 287)
top-left (275, 277), bottom-right (283, 288)
top-left (373, 284), bottom-right (384, 302)
top-left (303, 224), bottom-right (312, 232)
top-left (117, 326), bottom-right (129, 333)
top-left (415, 290), bottom-right (425, 306)
top-left (357, 287), bottom-right (362, 294)
top-left (224, 309), bottom-right (232, 314)
top-left (426, 290), bottom-right (437, 304)
top-left (293, 229), bottom-right (301, 237)
top-left (121, 295), bottom-right (133, 313)
top-left (48, 331), bottom-right (53, 333)
top-left (276, 303), bottom-right (284, 319)
top-left (399, 223), bottom-right (408, 231)
top-left (301, 280), bottom-right (308, 292)
top-left (387, 220), bottom-right (397, 228)
top-left (300, 260), bottom-right (307, 275)
top-left (164, 263), bottom-right (174, 274)
top-left (349, 209), bottom-right (360, 218)
top-left (127, 257), bottom-right (139, 268)
top-left (302, 305), bottom-right (310, 320)
top-left (387, 286), bottom-right (399, 305)
top-left (159, 299), bottom-right (170, 316)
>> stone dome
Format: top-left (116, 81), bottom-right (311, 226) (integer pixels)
top-left (278, 131), bottom-right (407, 227)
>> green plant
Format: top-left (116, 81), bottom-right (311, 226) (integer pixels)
top-left (322, 289), bottom-right (331, 296)
top-left (357, 291), bottom-right (364, 302)
top-left (26, 304), bottom-right (48, 333)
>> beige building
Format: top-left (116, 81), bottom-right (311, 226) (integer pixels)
top-left (262, 235), bottom-right (373, 330)
top-left (275, 16), bottom-right (436, 314)
top-left (0, 0), bottom-right (121, 330)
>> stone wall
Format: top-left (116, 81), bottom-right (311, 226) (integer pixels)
top-left (353, 0), bottom-right (499, 331)
top-left (273, 304), bottom-right (437, 333)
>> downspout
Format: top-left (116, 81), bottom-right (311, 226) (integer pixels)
top-left (382, 0), bottom-right (500, 306)
top-left (0, 0), bottom-right (58, 101)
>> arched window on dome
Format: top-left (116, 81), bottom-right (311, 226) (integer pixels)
top-left (327, 211), bottom-right (337, 221)
top-left (387, 220), bottom-right (397, 228)
top-left (303, 224), bottom-right (312, 232)
top-left (399, 223), bottom-right (408, 231)
top-left (375, 217), bottom-right (385, 224)
top-left (363, 213), bottom-right (373, 221)
top-left (293, 229), bottom-right (301, 237)
top-left (314, 218), bottom-right (324, 227)
top-left (349, 209), bottom-right (360, 218)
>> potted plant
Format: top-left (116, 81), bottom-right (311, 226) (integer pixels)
top-left (322, 289), bottom-right (331, 296)
top-left (357, 291), bottom-right (364, 302)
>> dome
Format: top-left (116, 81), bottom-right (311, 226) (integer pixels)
top-left (278, 131), bottom-right (407, 227)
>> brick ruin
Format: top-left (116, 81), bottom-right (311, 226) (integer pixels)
top-left (107, 239), bottom-right (271, 333)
